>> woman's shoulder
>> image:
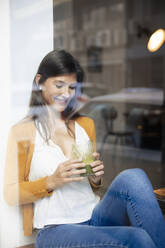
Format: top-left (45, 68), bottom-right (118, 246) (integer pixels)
top-left (12, 116), bottom-right (35, 129)
top-left (75, 115), bottom-right (94, 124)
top-left (75, 115), bottom-right (96, 145)
top-left (9, 116), bottom-right (36, 140)
top-left (75, 115), bottom-right (95, 133)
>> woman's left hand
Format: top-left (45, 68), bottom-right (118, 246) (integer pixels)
top-left (88, 152), bottom-right (104, 185)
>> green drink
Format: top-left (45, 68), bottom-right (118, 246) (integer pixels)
top-left (82, 153), bottom-right (94, 176)
top-left (72, 140), bottom-right (94, 176)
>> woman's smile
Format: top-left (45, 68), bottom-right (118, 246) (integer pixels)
top-left (53, 95), bottom-right (71, 105)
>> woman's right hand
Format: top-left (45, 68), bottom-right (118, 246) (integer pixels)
top-left (46, 159), bottom-right (86, 192)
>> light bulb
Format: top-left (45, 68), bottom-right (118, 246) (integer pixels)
top-left (147, 29), bottom-right (165, 52)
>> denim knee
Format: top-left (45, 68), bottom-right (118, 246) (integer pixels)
top-left (118, 168), bottom-right (147, 182)
top-left (109, 168), bottom-right (153, 196)
top-left (128, 228), bottom-right (156, 248)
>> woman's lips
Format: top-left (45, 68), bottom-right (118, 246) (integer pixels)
top-left (53, 96), bottom-right (70, 105)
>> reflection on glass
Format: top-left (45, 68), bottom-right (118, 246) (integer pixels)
top-left (2, 1), bottom-right (165, 246)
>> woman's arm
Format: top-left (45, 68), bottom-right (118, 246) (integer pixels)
top-left (3, 127), bottom-right (53, 206)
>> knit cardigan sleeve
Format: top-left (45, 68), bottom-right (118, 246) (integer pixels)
top-left (3, 123), bottom-right (52, 206)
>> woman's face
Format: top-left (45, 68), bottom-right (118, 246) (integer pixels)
top-left (40, 73), bottom-right (77, 112)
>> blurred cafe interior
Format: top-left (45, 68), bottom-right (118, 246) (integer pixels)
top-left (53, 0), bottom-right (165, 198)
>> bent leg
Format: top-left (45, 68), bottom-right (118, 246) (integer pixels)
top-left (91, 168), bottom-right (165, 248)
top-left (35, 224), bottom-right (156, 248)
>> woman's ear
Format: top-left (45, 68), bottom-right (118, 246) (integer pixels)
top-left (35, 74), bottom-right (41, 85)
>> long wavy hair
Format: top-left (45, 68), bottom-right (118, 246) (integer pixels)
top-left (27, 50), bottom-right (84, 142)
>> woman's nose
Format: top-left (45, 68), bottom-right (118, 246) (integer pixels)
top-left (61, 85), bottom-right (70, 97)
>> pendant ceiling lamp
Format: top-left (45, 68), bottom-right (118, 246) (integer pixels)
top-left (136, 25), bottom-right (165, 52)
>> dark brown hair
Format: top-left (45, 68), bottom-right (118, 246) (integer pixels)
top-left (27, 50), bottom-right (84, 142)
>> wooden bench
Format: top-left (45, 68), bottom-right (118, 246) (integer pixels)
top-left (154, 188), bottom-right (165, 215)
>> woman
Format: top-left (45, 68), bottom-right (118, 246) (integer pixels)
top-left (4, 50), bottom-right (165, 248)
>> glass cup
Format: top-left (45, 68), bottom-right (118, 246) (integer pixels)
top-left (72, 140), bottom-right (94, 176)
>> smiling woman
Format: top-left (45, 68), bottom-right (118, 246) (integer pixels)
top-left (4, 49), bottom-right (103, 234)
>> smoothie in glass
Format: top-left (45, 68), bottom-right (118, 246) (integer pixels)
top-left (72, 140), bottom-right (94, 176)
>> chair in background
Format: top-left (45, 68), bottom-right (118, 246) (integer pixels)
top-left (100, 105), bottom-right (136, 153)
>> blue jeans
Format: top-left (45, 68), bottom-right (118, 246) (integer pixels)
top-left (35, 169), bottom-right (165, 248)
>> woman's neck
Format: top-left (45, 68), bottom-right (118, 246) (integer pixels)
top-left (46, 105), bottom-right (67, 132)
top-left (46, 105), bottom-right (75, 139)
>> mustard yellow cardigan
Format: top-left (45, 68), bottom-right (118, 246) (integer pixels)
top-left (4, 116), bottom-right (101, 236)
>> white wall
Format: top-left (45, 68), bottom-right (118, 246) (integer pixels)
top-left (0, 0), bottom-right (53, 247)
top-left (10, 0), bottom-right (54, 124)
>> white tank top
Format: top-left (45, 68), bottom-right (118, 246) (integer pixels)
top-left (29, 121), bottom-right (100, 229)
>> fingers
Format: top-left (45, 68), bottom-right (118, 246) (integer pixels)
top-left (50, 159), bottom-right (86, 189)
top-left (94, 170), bottom-right (104, 176)
top-left (91, 160), bottom-right (104, 176)
top-left (92, 164), bottom-right (104, 172)
top-left (56, 158), bottom-right (104, 184)
top-left (91, 160), bottom-right (103, 168)
top-left (92, 152), bottom-right (100, 160)
top-left (62, 159), bottom-right (82, 166)
top-left (58, 159), bottom-right (84, 173)
top-left (63, 177), bottom-right (84, 183)
top-left (62, 168), bottom-right (86, 178)
top-left (63, 162), bottom-right (86, 172)
top-left (58, 159), bottom-right (86, 179)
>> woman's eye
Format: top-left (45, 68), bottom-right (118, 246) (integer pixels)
top-left (69, 84), bottom-right (77, 90)
top-left (54, 82), bottom-right (77, 89)
top-left (55, 84), bottom-right (63, 89)
top-left (69, 86), bottom-right (76, 90)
